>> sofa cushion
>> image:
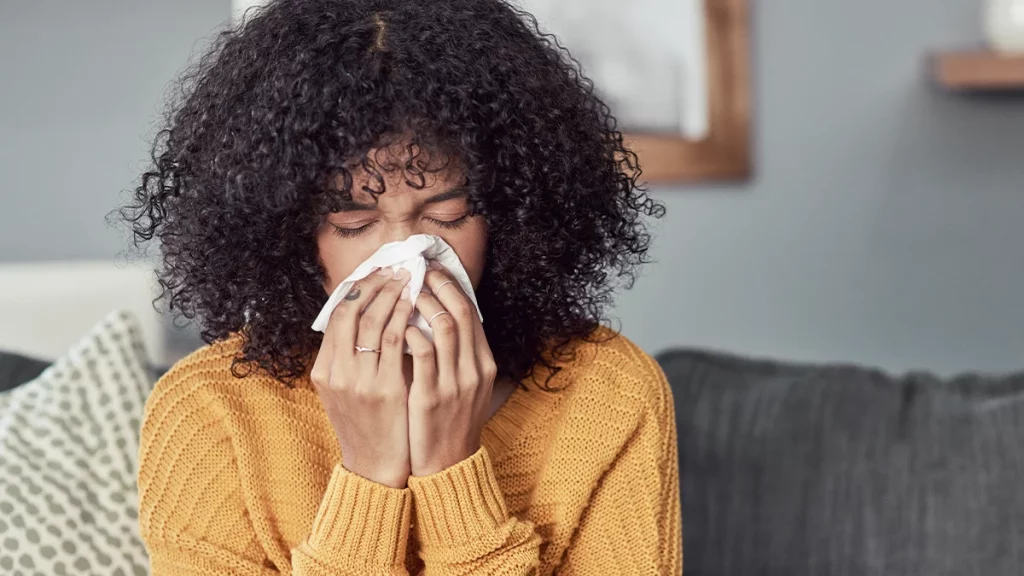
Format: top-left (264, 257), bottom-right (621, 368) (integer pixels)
top-left (0, 350), bottom-right (49, 393)
top-left (657, 349), bottom-right (1024, 576)
top-left (0, 310), bottom-right (154, 575)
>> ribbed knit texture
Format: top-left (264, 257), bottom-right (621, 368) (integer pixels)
top-left (137, 327), bottom-right (682, 575)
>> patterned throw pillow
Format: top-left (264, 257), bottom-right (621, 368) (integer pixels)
top-left (0, 310), bottom-right (155, 576)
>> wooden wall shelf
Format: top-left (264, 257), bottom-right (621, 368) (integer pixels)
top-left (932, 51), bottom-right (1024, 90)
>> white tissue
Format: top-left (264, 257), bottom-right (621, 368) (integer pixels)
top-left (310, 234), bottom-right (482, 345)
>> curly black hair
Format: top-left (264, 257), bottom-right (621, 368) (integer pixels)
top-left (118, 0), bottom-right (664, 388)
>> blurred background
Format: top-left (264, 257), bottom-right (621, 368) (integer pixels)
top-left (3, 0), bottom-right (1023, 374)
top-left (2, 1), bottom-right (1024, 574)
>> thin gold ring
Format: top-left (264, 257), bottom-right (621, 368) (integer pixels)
top-left (426, 310), bottom-right (451, 327)
top-left (435, 280), bottom-right (455, 292)
top-left (354, 345), bottom-right (380, 354)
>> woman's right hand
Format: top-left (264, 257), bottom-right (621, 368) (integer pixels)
top-left (310, 267), bottom-right (414, 489)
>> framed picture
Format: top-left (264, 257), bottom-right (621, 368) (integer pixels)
top-left (518, 0), bottom-right (752, 183)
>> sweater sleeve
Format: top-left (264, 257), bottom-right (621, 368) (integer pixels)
top-left (406, 446), bottom-right (542, 574)
top-left (138, 377), bottom-right (278, 575)
top-left (291, 464), bottom-right (413, 575)
top-left (138, 374), bottom-right (413, 575)
top-left (560, 356), bottom-right (683, 575)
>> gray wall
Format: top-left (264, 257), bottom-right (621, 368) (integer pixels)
top-left (616, 0), bottom-right (1024, 376)
top-left (0, 0), bottom-right (229, 261)
top-left (2, 1), bottom-right (1023, 375)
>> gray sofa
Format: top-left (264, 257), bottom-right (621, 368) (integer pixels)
top-left (657, 349), bottom-right (1024, 576)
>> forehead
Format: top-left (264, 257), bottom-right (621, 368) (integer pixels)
top-left (335, 142), bottom-right (466, 201)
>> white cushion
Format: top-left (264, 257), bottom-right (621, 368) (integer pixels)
top-left (0, 261), bottom-right (166, 365)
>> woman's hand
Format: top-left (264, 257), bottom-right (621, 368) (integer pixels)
top-left (310, 267), bottom-right (414, 489)
top-left (405, 262), bottom-right (498, 477)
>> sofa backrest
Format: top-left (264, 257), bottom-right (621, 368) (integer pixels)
top-left (657, 348), bottom-right (1024, 576)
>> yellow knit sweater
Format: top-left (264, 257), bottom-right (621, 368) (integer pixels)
top-left (137, 327), bottom-right (682, 575)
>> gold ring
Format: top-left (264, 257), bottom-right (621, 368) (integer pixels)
top-left (436, 280), bottom-right (455, 292)
top-left (426, 310), bottom-right (451, 327)
top-left (354, 345), bottom-right (380, 353)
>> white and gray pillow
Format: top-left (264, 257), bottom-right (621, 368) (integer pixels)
top-left (0, 310), bottom-right (155, 576)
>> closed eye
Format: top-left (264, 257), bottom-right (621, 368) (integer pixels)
top-left (426, 214), bottom-right (470, 230)
top-left (330, 220), bottom-right (379, 238)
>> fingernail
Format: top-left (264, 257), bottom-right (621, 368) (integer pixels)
top-left (401, 285), bottom-right (410, 300)
top-left (377, 267), bottom-right (392, 277)
top-left (394, 268), bottom-right (410, 280)
top-left (428, 260), bottom-right (442, 271)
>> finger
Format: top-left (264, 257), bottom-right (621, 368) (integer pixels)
top-left (405, 325), bottom-right (437, 393)
top-left (379, 289), bottom-right (415, 376)
top-left (329, 346), bottom-right (350, 392)
top-left (413, 290), bottom-right (458, 388)
top-left (356, 268), bottom-right (411, 377)
top-left (473, 321), bottom-right (498, 387)
top-left (310, 317), bottom-right (335, 389)
top-left (425, 266), bottom-right (493, 386)
top-left (327, 267), bottom-right (395, 360)
top-left (423, 267), bottom-right (477, 379)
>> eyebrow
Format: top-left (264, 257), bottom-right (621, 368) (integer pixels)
top-left (334, 186), bottom-right (469, 211)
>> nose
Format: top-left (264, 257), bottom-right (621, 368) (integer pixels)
top-left (381, 218), bottom-right (425, 244)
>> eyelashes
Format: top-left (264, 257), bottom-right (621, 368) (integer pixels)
top-left (430, 214), bottom-right (470, 230)
top-left (330, 220), bottom-right (378, 238)
top-left (330, 214), bottom-right (470, 239)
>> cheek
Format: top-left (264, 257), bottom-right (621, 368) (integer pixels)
top-left (444, 218), bottom-right (488, 289)
top-left (316, 228), bottom-right (379, 294)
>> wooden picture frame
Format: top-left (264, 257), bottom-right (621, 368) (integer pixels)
top-left (626, 0), bottom-right (752, 184)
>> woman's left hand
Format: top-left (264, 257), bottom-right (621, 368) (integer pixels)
top-left (405, 262), bottom-right (497, 477)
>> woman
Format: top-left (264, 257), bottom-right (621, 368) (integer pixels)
top-left (124, 0), bottom-right (681, 574)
